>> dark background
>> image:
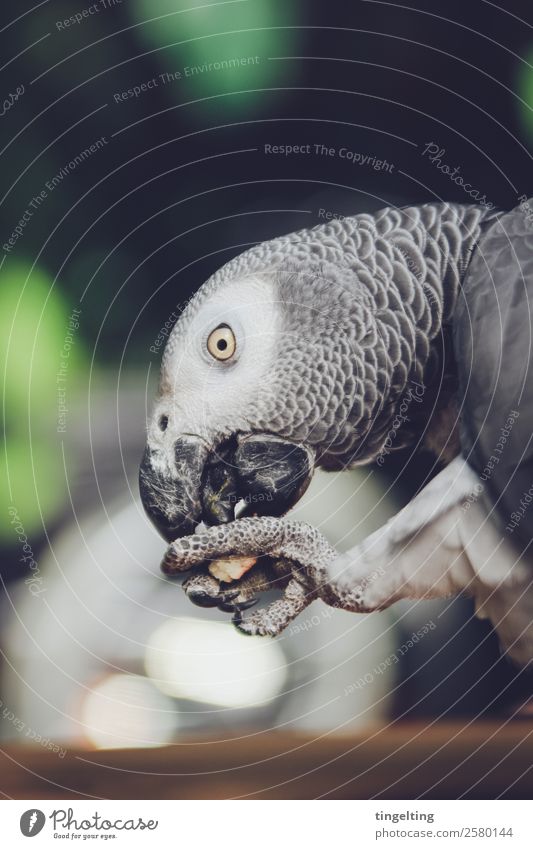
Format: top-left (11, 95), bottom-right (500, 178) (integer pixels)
top-left (2, 0), bottom-right (531, 356)
top-left (1, 0), bottom-right (532, 729)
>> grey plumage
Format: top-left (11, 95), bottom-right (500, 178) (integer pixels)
top-left (454, 201), bottom-right (533, 548)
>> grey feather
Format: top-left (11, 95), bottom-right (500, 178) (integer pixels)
top-left (454, 198), bottom-right (533, 548)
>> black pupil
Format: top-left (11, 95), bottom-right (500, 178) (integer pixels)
top-left (217, 338), bottom-right (228, 351)
top-left (159, 415), bottom-right (168, 431)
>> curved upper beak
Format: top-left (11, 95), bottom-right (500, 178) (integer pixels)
top-left (231, 433), bottom-right (315, 519)
top-left (139, 436), bottom-right (210, 542)
top-left (139, 433), bottom-right (314, 542)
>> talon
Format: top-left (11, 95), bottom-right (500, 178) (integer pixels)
top-left (218, 594), bottom-right (258, 613)
top-left (218, 602), bottom-right (233, 612)
top-left (220, 589), bottom-right (240, 604)
top-left (232, 607), bottom-right (252, 634)
top-left (186, 588), bottom-right (220, 608)
top-left (216, 589), bottom-right (240, 611)
top-left (218, 600), bottom-right (239, 612)
top-left (236, 597), bottom-right (260, 611)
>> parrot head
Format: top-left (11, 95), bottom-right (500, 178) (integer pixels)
top-left (139, 259), bottom-right (385, 542)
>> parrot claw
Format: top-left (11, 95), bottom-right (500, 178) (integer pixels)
top-left (183, 574), bottom-right (239, 608)
top-left (220, 589), bottom-right (240, 603)
top-left (218, 595), bottom-right (259, 613)
top-left (232, 578), bottom-right (314, 637)
top-left (231, 607), bottom-right (277, 637)
top-left (236, 596), bottom-right (260, 610)
top-left (217, 601), bottom-right (237, 612)
top-left (189, 588), bottom-right (240, 608)
top-left (231, 606), bottom-right (252, 633)
top-left (186, 588), bottom-right (221, 608)
top-left (176, 518), bottom-right (334, 635)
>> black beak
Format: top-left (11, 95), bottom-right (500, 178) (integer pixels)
top-left (201, 434), bottom-right (315, 525)
top-left (139, 437), bottom-right (210, 542)
top-left (199, 438), bottom-right (240, 526)
top-left (139, 433), bottom-right (314, 543)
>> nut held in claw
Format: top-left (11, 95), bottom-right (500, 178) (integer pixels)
top-left (208, 556), bottom-right (257, 583)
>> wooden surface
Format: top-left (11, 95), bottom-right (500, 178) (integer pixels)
top-left (1, 721), bottom-right (532, 799)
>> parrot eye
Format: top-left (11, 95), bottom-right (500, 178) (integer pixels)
top-left (207, 324), bottom-right (236, 361)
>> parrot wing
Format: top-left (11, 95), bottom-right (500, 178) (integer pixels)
top-left (454, 198), bottom-right (533, 549)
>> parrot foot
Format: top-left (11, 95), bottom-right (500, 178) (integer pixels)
top-left (232, 578), bottom-right (312, 637)
top-left (182, 560), bottom-right (281, 615)
top-left (165, 516), bottom-right (337, 635)
top-left (183, 572), bottom-right (240, 608)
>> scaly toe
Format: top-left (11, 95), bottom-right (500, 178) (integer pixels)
top-left (232, 608), bottom-right (278, 637)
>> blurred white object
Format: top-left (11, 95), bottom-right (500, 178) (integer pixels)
top-left (145, 618), bottom-right (287, 708)
top-left (81, 674), bottom-right (176, 749)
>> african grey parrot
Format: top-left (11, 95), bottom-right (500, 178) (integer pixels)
top-left (140, 199), bottom-right (533, 665)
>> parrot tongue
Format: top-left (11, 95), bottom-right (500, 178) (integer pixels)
top-left (200, 434), bottom-right (315, 527)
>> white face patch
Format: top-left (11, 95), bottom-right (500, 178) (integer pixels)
top-left (153, 275), bottom-right (281, 445)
